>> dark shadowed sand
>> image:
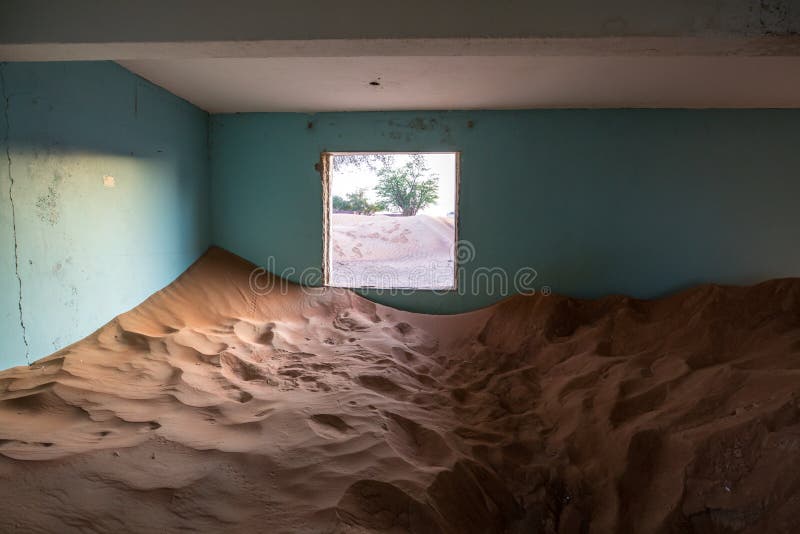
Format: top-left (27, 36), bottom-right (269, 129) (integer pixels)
top-left (1, 248), bottom-right (800, 533)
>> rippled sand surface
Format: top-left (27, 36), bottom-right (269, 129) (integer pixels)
top-left (1, 248), bottom-right (799, 533)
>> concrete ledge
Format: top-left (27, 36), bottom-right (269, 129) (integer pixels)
top-left (2, 0), bottom-right (800, 60)
top-left (3, 36), bottom-right (800, 61)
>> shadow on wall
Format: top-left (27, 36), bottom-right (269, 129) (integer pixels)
top-left (1, 146), bottom-right (204, 366)
top-left (0, 61), bottom-right (209, 369)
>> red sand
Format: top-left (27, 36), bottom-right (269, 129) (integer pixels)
top-left (1, 247), bottom-right (799, 533)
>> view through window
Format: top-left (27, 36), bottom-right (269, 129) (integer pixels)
top-left (324, 152), bottom-right (458, 289)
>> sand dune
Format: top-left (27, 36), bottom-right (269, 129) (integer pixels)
top-left (1, 248), bottom-right (800, 533)
top-left (330, 213), bottom-right (455, 289)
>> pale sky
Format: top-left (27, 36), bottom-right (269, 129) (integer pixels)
top-left (330, 153), bottom-right (456, 216)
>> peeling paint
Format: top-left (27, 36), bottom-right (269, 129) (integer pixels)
top-left (383, 117), bottom-right (455, 144)
top-left (35, 173), bottom-right (63, 225)
top-left (760, 0), bottom-right (791, 34)
top-left (407, 117), bottom-right (437, 131)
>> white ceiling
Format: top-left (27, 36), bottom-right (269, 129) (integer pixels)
top-left (119, 56), bottom-right (800, 113)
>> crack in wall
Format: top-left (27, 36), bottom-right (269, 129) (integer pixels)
top-left (0, 64), bottom-right (31, 365)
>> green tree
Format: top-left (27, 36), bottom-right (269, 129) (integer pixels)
top-left (332, 189), bottom-right (385, 215)
top-left (375, 157), bottom-right (439, 216)
top-left (332, 195), bottom-right (350, 212)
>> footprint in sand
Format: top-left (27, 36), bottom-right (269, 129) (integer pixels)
top-left (382, 411), bottom-right (453, 468)
top-left (220, 352), bottom-right (274, 384)
top-left (336, 479), bottom-right (440, 531)
top-left (357, 374), bottom-right (411, 399)
top-left (307, 413), bottom-right (354, 439)
top-left (233, 321), bottom-right (275, 346)
top-left (390, 233), bottom-right (409, 244)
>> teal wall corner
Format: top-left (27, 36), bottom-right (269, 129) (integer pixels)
top-left (0, 61), bottom-right (210, 368)
top-left (4, 64), bottom-right (800, 365)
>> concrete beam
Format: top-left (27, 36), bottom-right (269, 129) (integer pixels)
top-left (1, 0), bottom-right (800, 60)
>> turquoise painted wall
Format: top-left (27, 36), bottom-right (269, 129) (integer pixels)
top-left (0, 62), bottom-right (209, 368)
top-left (4, 70), bottom-right (800, 367)
top-left (210, 111), bottom-right (800, 313)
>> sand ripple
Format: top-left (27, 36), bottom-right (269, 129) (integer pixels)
top-left (1, 248), bottom-right (800, 533)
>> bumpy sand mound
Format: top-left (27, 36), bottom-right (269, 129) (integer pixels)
top-left (1, 248), bottom-right (800, 533)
